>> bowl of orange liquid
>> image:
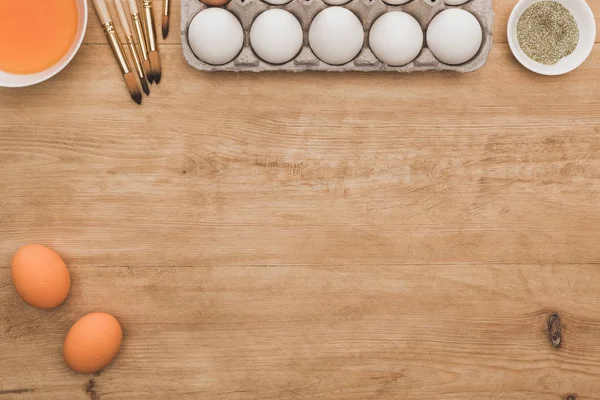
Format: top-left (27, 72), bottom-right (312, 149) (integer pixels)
top-left (0, 0), bottom-right (87, 87)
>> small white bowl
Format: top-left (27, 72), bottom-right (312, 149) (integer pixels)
top-left (0, 0), bottom-right (88, 88)
top-left (507, 0), bottom-right (596, 75)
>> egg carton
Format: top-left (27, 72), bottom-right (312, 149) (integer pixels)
top-left (180, 0), bottom-right (493, 72)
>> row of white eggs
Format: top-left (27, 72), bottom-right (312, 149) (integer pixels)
top-left (188, 7), bottom-right (483, 66)
top-left (259, 0), bottom-right (469, 5)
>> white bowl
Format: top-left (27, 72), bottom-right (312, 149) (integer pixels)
top-left (0, 0), bottom-right (88, 88)
top-left (507, 0), bottom-right (596, 75)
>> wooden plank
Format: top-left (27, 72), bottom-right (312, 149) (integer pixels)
top-left (1, 264), bottom-right (600, 399)
top-left (1, 2), bottom-right (600, 397)
top-left (81, 0), bottom-right (600, 45)
top-left (1, 44), bottom-right (599, 268)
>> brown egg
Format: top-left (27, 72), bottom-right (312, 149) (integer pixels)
top-left (64, 313), bottom-right (123, 374)
top-left (11, 244), bottom-right (70, 309)
top-left (200, 0), bottom-right (231, 6)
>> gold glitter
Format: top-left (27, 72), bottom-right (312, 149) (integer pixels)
top-left (517, 1), bottom-right (579, 65)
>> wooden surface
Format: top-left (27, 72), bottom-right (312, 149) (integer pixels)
top-left (1, 1), bottom-right (600, 399)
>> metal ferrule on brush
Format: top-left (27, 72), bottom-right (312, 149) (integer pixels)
top-left (163, 0), bottom-right (170, 16)
top-left (103, 22), bottom-right (131, 74)
top-left (126, 36), bottom-right (145, 80)
top-left (132, 13), bottom-right (149, 60)
top-left (142, 0), bottom-right (157, 52)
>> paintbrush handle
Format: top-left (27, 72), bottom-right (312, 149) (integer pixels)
top-left (127, 0), bottom-right (139, 14)
top-left (124, 0), bottom-right (148, 60)
top-left (91, 0), bottom-right (113, 25)
top-left (116, 0), bottom-right (145, 80)
top-left (141, 0), bottom-right (157, 52)
top-left (92, 0), bottom-right (130, 74)
top-left (114, 0), bottom-right (132, 37)
top-left (105, 27), bottom-right (132, 75)
top-left (132, 13), bottom-right (149, 59)
top-left (93, 0), bottom-right (132, 75)
top-left (127, 37), bottom-right (145, 80)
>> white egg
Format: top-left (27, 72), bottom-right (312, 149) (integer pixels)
top-left (309, 7), bottom-right (364, 65)
top-left (263, 0), bottom-right (291, 5)
top-left (250, 10), bottom-right (303, 64)
top-left (382, 0), bottom-right (411, 5)
top-left (426, 9), bottom-right (482, 65)
top-left (188, 8), bottom-right (244, 65)
top-left (323, 0), bottom-right (352, 5)
top-left (444, 0), bottom-right (469, 5)
top-left (369, 12), bottom-right (423, 66)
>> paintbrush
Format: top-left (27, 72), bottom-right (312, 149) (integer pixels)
top-left (162, 0), bottom-right (170, 39)
top-left (141, 0), bottom-right (162, 83)
top-left (92, 0), bottom-right (142, 104)
top-left (128, 0), bottom-right (153, 83)
top-left (114, 0), bottom-right (149, 95)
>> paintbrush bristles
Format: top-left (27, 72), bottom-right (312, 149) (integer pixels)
top-left (140, 78), bottom-right (150, 96)
top-left (162, 0), bottom-right (170, 39)
top-left (124, 72), bottom-right (142, 104)
top-left (149, 51), bottom-right (161, 84)
top-left (143, 59), bottom-right (154, 83)
top-left (162, 15), bottom-right (169, 39)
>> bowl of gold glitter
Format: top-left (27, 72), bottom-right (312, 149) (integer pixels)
top-left (508, 0), bottom-right (596, 75)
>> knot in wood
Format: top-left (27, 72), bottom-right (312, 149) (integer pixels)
top-left (547, 312), bottom-right (562, 348)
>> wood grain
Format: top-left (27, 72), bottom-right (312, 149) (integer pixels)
top-left (1, 0), bottom-right (600, 398)
top-left (2, 265), bottom-right (600, 399)
top-left (0, 44), bottom-right (598, 268)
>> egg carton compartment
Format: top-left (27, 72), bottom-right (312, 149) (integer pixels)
top-left (181, 0), bottom-right (493, 72)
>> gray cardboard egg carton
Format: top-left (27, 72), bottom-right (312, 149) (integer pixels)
top-left (181, 0), bottom-right (493, 72)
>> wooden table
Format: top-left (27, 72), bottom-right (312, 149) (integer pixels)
top-left (1, 1), bottom-right (600, 398)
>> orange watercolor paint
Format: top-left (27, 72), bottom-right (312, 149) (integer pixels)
top-left (0, 0), bottom-right (79, 74)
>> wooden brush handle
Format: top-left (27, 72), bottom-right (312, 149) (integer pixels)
top-left (114, 0), bottom-right (132, 37)
top-left (141, 0), bottom-right (157, 52)
top-left (92, 0), bottom-right (113, 25)
top-left (122, 0), bottom-right (134, 18)
top-left (93, 0), bottom-right (132, 75)
top-left (127, 0), bottom-right (139, 14)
